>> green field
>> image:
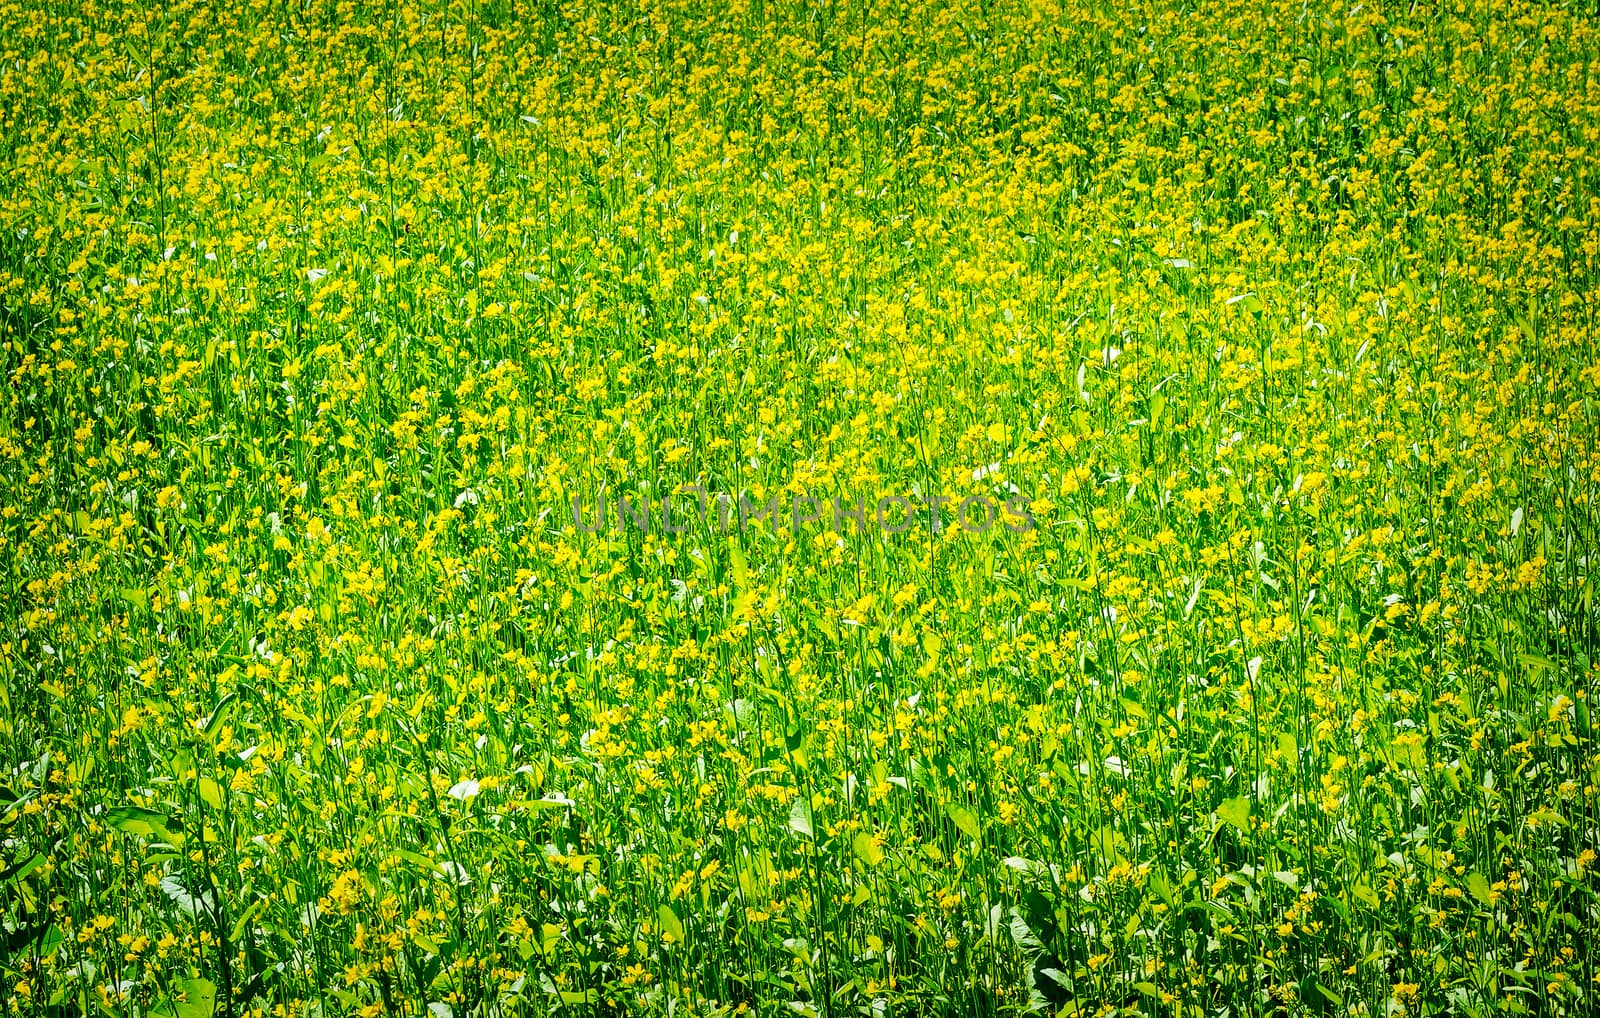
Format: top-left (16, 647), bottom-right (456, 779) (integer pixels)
top-left (2, 0), bottom-right (1598, 1014)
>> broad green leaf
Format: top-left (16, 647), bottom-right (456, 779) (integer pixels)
top-left (1350, 882), bottom-right (1380, 909)
top-left (1467, 871), bottom-right (1492, 907)
top-left (160, 874), bottom-right (213, 917)
top-left (165, 977), bottom-right (216, 1018)
top-left (1148, 868), bottom-right (1174, 907)
top-left (1217, 796), bottom-right (1251, 833)
top-left (107, 805), bottom-right (180, 842)
top-left (657, 903), bottom-right (685, 943)
top-left (0, 852), bottom-right (43, 885)
top-left (946, 803), bottom-right (981, 841)
top-left (1090, 824), bottom-right (1127, 864)
top-left (197, 776), bottom-right (225, 810)
top-left (851, 832), bottom-right (883, 867)
top-left (788, 797), bottom-right (814, 839)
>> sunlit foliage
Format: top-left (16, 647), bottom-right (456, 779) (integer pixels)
top-left (2, 0), bottom-right (1598, 1014)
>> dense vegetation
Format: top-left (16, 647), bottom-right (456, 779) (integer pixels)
top-left (2, 0), bottom-right (1597, 1014)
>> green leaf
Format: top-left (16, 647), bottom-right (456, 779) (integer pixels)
top-left (66, 755), bottom-right (95, 784)
top-left (738, 849), bottom-right (774, 901)
top-left (657, 903), bottom-right (685, 944)
top-left (1227, 292), bottom-right (1265, 315)
top-left (107, 805), bottom-right (180, 843)
top-left (229, 900), bottom-right (265, 946)
top-left (783, 724), bottom-right (810, 767)
top-left (154, 977), bottom-right (216, 1018)
top-left (197, 776), bottom-right (225, 810)
top-left (1350, 882), bottom-right (1380, 909)
top-left (728, 698), bottom-right (758, 730)
top-left (1514, 313), bottom-right (1536, 341)
top-left (946, 803), bottom-right (981, 841)
top-left (1148, 868), bottom-right (1174, 907)
top-left (851, 832), bottom-right (883, 867)
top-left (0, 852), bottom-right (43, 885)
top-left (1217, 796), bottom-right (1251, 833)
top-left (787, 797), bottom-right (814, 839)
top-left (1467, 871), bottom-right (1492, 907)
top-left (1090, 824), bottom-right (1127, 864)
top-left (395, 850), bottom-right (440, 874)
top-left (160, 874), bottom-right (213, 917)
top-left (201, 693), bottom-right (237, 742)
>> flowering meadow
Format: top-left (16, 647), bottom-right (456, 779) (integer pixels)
top-left (3, 0), bottom-right (1599, 1014)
